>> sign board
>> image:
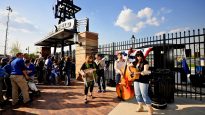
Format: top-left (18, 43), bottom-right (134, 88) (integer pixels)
top-left (56, 19), bottom-right (76, 31)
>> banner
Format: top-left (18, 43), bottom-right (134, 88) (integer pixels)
top-left (115, 47), bottom-right (153, 62)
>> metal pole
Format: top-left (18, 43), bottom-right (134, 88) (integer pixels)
top-left (86, 17), bottom-right (89, 32)
top-left (28, 46), bottom-right (29, 54)
top-left (4, 6), bottom-right (12, 56)
top-left (112, 42), bottom-right (115, 79)
top-left (69, 44), bottom-right (72, 58)
top-left (26, 46), bottom-right (29, 55)
top-left (131, 35), bottom-right (135, 48)
top-left (53, 42), bottom-right (57, 55)
top-left (61, 40), bottom-right (64, 57)
top-left (163, 34), bottom-right (166, 68)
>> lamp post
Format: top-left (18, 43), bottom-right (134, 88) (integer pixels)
top-left (26, 46), bottom-right (29, 54)
top-left (4, 6), bottom-right (12, 56)
top-left (131, 35), bottom-right (135, 48)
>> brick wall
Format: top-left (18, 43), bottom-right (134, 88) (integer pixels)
top-left (75, 32), bottom-right (98, 80)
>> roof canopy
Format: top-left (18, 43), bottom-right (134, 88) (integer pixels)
top-left (35, 29), bottom-right (77, 47)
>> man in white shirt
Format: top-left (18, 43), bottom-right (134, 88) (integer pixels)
top-left (44, 56), bottom-right (52, 84)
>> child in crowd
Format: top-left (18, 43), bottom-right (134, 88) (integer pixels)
top-left (50, 61), bottom-right (60, 85)
top-left (25, 59), bottom-right (39, 93)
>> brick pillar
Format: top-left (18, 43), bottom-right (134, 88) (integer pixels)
top-left (75, 32), bottom-right (98, 80)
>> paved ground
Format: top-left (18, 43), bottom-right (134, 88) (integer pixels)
top-left (1, 80), bottom-right (205, 115)
top-left (109, 95), bottom-right (205, 115)
top-left (0, 81), bottom-right (120, 115)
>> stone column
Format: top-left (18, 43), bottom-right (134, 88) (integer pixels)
top-left (75, 32), bottom-right (98, 80)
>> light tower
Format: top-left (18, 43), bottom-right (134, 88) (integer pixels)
top-left (4, 6), bottom-right (12, 56)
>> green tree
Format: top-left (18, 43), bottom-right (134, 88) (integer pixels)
top-left (29, 53), bottom-right (38, 59)
top-left (10, 41), bottom-right (21, 56)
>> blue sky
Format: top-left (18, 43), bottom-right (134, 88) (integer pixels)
top-left (0, 0), bottom-right (205, 54)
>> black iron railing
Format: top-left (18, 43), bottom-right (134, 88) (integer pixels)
top-left (98, 28), bottom-right (205, 101)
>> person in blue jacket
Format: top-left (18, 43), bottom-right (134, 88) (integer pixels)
top-left (2, 57), bottom-right (14, 100)
top-left (0, 68), bottom-right (6, 107)
top-left (10, 53), bottom-right (31, 106)
top-left (25, 59), bottom-right (35, 81)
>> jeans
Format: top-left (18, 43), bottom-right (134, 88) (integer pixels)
top-left (45, 69), bottom-right (51, 84)
top-left (4, 76), bottom-right (12, 99)
top-left (97, 69), bottom-right (106, 91)
top-left (10, 75), bottom-right (30, 105)
top-left (0, 77), bottom-right (4, 102)
top-left (134, 81), bottom-right (152, 105)
top-left (115, 73), bottom-right (121, 84)
top-left (37, 69), bottom-right (44, 83)
top-left (84, 81), bottom-right (94, 95)
top-left (65, 71), bottom-right (71, 86)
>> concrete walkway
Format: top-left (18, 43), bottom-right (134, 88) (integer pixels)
top-left (107, 87), bottom-right (205, 115)
top-left (1, 82), bottom-right (204, 115)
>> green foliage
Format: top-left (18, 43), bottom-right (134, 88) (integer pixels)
top-left (9, 41), bottom-right (21, 56)
top-left (29, 53), bottom-right (38, 59)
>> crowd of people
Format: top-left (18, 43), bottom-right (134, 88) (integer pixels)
top-left (0, 52), bottom-right (76, 108)
top-left (0, 50), bottom-right (154, 115)
top-left (0, 52), bottom-right (108, 108)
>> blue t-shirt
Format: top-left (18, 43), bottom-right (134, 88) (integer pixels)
top-left (3, 64), bottom-right (12, 75)
top-left (11, 58), bottom-right (26, 75)
top-left (26, 63), bottom-right (35, 77)
top-left (0, 68), bottom-right (6, 77)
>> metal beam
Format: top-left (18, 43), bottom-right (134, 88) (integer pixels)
top-left (61, 39), bottom-right (65, 57)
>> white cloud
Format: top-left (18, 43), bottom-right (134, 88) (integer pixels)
top-left (14, 17), bottom-right (32, 24)
top-left (0, 9), bottom-right (43, 55)
top-left (133, 21), bottom-right (145, 32)
top-left (0, 9), bottom-right (38, 33)
top-left (155, 27), bottom-right (190, 36)
top-left (146, 17), bottom-right (160, 26)
top-left (137, 7), bottom-right (153, 18)
top-left (10, 27), bottom-right (32, 33)
top-left (155, 31), bottom-right (166, 36)
top-left (0, 22), bottom-right (6, 31)
top-left (161, 16), bottom-right (165, 22)
top-left (160, 7), bottom-right (172, 14)
top-left (157, 7), bottom-right (172, 16)
top-left (115, 7), bottom-right (164, 33)
top-left (0, 10), bottom-right (7, 16)
top-left (169, 27), bottom-right (189, 33)
top-left (115, 6), bottom-right (137, 32)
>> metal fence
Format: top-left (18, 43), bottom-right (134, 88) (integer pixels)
top-left (98, 28), bottom-right (205, 101)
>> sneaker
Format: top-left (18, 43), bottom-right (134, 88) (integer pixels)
top-left (12, 102), bottom-right (21, 109)
top-left (97, 90), bottom-right (102, 93)
top-left (136, 107), bottom-right (144, 112)
top-left (102, 90), bottom-right (106, 93)
top-left (22, 100), bottom-right (33, 107)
